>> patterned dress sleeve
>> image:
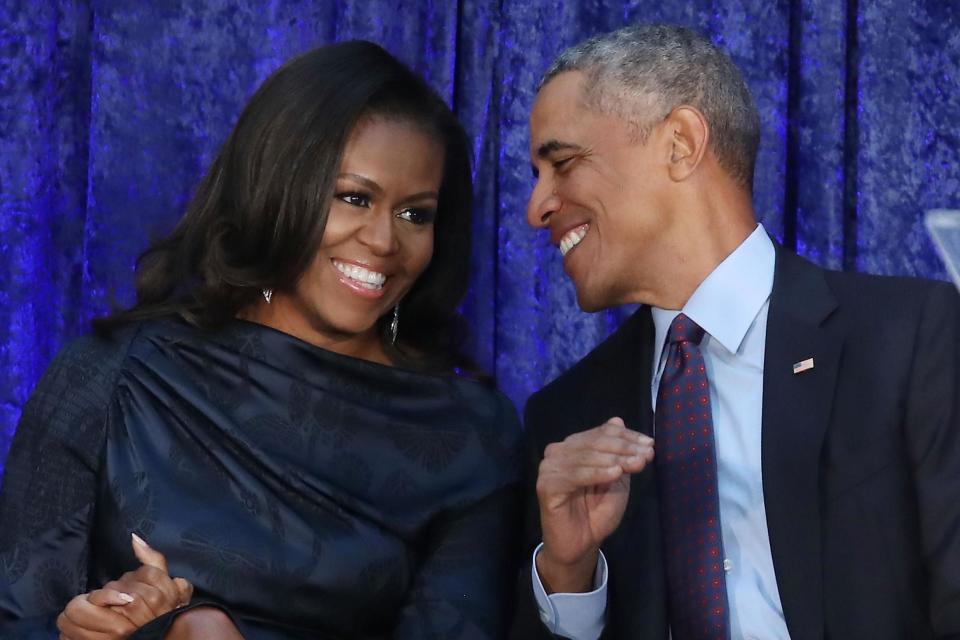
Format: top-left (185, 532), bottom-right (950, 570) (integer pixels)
top-left (392, 391), bottom-right (524, 640)
top-left (0, 329), bottom-right (134, 638)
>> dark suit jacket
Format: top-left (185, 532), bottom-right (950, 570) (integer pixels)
top-left (512, 246), bottom-right (960, 639)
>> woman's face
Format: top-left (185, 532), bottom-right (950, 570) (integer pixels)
top-left (260, 117), bottom-right (444, 361)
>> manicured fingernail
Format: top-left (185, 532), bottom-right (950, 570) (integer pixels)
top-left (118, 592), bottom-right (135, 604)
top-left (131, 532), bottom-right (149, 548)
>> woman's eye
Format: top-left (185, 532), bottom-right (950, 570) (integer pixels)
top-left (337, 192), bottom-right (370, 208)
top-left (553, 157), bottom-right (574, 171)
top-left (397, 208), bottom-right (436, 225)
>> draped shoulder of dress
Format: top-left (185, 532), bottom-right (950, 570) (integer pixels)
top-left (0, 318), bottom-right (523, 639)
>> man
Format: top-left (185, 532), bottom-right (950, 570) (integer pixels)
top-left (511, 24), bottom-right (960, 640)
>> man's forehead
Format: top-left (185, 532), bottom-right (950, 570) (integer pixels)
top-left (532, 71), bottom-right (587, 117)
top-left (529, 72), bottom-right (588, 148)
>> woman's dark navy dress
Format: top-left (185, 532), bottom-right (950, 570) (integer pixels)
top-left (0, 319), bottom-right (522, 639)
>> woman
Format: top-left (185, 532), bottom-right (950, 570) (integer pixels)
top-left (0, 41), bottom-right (521, 639)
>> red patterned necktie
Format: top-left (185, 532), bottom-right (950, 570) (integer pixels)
top-left (654, 313), bottom-right (730, 640)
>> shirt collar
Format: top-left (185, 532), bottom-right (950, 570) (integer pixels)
top-left (651, 224), bottom-right (775, 364)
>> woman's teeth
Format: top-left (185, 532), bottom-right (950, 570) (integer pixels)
top-left (333, 260), bottom-right (387, 290)
top-left (559, 224), bottom-right (589, 257)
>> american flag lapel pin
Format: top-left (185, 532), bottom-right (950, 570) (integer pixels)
top-left (792, 357), bottom-right (815, 374)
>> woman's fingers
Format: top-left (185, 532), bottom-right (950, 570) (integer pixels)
top-left (66, 536), bottom-right (193, 634)
top-left (173, 577), bottom-right (194, 607)
top-left (86, 589), bottom-right (135, 608)
top-left (58, 594), bottom-right (137, 639)
top-left (131, 533), bottom-right (168, 573)
top-left (113, 540), bottom-right (180, 611)
top-left (105, 577), bottom-right (172, 625)
top-left (58, 538), bottom-right (193, 638)
top-left (58, 611), bottom-right (101, 640)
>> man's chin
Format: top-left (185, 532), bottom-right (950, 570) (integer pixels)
top-left (573, 284), bottom-right (610, 313)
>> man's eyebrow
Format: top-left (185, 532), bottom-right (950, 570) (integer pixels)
top-left (536, 140), bottom-right (582, 159)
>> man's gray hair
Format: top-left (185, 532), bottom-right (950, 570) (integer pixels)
top-left (542, 24), bottom-right (760, 190)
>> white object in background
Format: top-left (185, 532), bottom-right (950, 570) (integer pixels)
top-left (926, 209), bottom-right (960, 291)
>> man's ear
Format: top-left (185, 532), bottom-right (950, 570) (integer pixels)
top-left (664, 106), bottom-right (710, 182)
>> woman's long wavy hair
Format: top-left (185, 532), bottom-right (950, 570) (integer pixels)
top-left (95, 41), bottom-right (475, 374)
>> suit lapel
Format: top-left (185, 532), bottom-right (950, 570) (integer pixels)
top-left (761, 246), bottom-right (843, 640)
top-left (615, 307), bottom-right (655, 522)
top-left (620, 306), bottom-right (655, 434)
top-left (568, 306), bottom-right (656, 533)
top-left (578, 306), bottom-right (654, 433)
top-left (600, 307), bottom-right (668, 638)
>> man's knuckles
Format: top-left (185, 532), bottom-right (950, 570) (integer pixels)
top-left (543, 441), bottom-right (563, 458)
top-left (600, 421), bottom-right (627, 436)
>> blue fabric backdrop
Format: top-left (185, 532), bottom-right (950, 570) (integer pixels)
top-left (2, 0), bottom-right (958, 471)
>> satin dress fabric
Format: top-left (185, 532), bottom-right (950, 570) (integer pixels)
top-left (0, 318), bottom-right (522, 639)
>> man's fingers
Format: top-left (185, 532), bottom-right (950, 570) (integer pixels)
top-left (546, 434), bottom-right (653, 464)
top-left (173, 577), bottom-right (194, 606)
top-left (620, 445), bottom-right (655, 472)
top-left (536, 419), bottom-right (654, 513)
top-left (561, 425), bottom-right (652, 452)
top-left (538, 462), bottom-right (624, 495)
top-left (539, 433), bottom-right (654, 492)
top-left (582, 434), bottom-right (652, 457)
top-left (131, 533), bottom-right (168, 573)
top-left (568, 464), bottom-right (624, 485)
top-left (86, 588), bottom-right (135, 608)
top-left (547, 448), bottom-right (646, 471)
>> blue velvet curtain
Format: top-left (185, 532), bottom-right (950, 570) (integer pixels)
top-left (2, 0), bottom-right (958, 470)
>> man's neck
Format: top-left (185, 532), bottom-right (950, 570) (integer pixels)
top-left (645, 210), bottom-right (757, 310)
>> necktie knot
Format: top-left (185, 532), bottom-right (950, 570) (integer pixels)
top-left (667, 313), bottom-right (705, 346)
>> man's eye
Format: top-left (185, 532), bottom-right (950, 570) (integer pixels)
top-left (397, 208), bottom-right (436, 225)
top-left (553, 157), bottom-right (574, 171)
top-left (337, 192), bottom-right (370, 208)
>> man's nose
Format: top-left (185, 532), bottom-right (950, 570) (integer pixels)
top-left (526, 178), bottom-right (561, 229)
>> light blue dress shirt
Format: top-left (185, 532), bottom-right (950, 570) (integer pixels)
top-left (533, 224), bottom-right (791, 640)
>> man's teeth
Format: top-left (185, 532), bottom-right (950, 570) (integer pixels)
top-left (559, 225), bottom-right (589, 257)
top-left (333, 260), bottom-right (387, 289)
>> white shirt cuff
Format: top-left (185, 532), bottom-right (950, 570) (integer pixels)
top-left (530, 542), bottom-right (608, 640)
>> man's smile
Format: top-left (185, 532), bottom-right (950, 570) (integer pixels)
top-left (558, 223), bottom-right (590, 257)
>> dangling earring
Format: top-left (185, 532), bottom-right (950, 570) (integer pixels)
top-left (390, 304), bottom-right (400, 345)
top-left (262, 288), bottom-right (273, 304)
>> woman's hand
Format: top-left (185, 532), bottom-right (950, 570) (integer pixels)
top-left (57, 534), bottom-right (193, 639)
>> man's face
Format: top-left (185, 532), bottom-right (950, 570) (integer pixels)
top-left (527, 71), bottom-right (675, 311)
